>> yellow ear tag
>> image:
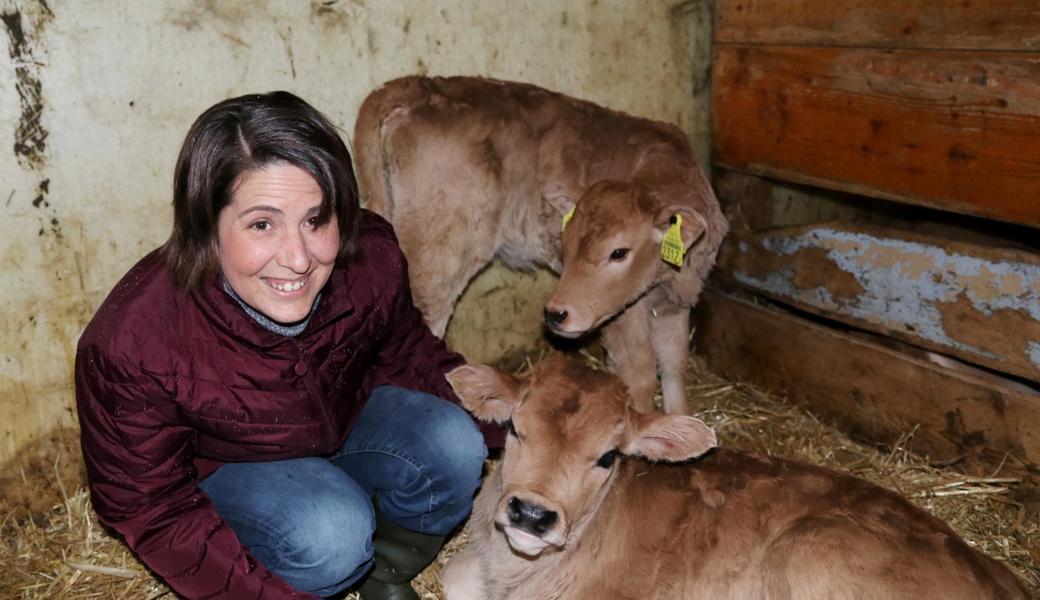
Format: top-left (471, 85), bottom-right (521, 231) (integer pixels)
top-left (660, 214), bottom-right (685, 267)
top-left (561, 206), bottom-right (575, 232)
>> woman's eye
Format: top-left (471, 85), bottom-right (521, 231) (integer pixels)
top-left (609, 248), bottom-right (629, 261)
top-left (251, 220), bottom-right (271, 231)
top-left (596, 449), bottom-right (618, 469)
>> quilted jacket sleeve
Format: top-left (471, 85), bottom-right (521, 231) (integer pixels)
top-left (75, 345), bottom-right (318, 599)
top-left (362, 233), bottom-right (504, 448)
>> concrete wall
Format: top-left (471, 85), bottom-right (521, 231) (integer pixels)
top-left (0, 0), bottom-right (712, 462)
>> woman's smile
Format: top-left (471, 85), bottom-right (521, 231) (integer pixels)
top-left (262, 275), bottom-right (309, 294)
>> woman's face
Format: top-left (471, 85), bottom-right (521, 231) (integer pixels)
top-left (217, 163), bottom-right (340, 324)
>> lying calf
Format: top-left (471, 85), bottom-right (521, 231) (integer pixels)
top-left (443, 356), bottom-right (1028, 600)
top-left (355, 76), bottom-right (727, 413)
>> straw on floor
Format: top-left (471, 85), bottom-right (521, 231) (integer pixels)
top-left (2, 354), bottom-right (1037, 598)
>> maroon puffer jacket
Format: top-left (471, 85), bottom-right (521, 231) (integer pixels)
top-left (76, 211), bottom-right (501, 599)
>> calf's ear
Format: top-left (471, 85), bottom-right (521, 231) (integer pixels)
top-left (621, 413), bottom-right (717, 462)
top-left (543, 190), bottom-right (577, 224)
top-left (446, 364), bottom-right (524, 423)
top-left (654, 205), bottom-right (708, 251)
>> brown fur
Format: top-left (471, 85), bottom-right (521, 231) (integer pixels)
top-left (354, 76), bottom-right (727, 413)
top-left (444, 357), bottom-right (1029, 600)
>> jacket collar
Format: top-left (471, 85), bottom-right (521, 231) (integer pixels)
top-left (190, 265), bottom-right (355, 350)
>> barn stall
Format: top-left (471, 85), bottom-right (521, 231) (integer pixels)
top-left (1, 0), bottom-right (1037, 598)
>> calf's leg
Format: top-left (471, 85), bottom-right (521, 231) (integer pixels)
top-left (601, 299), bottom-right (657, 412)
top-left (403, 237), bottom-right (494, 338)
top-left (441, 547), bottom-right (486, 600)
top-left (649, 307), bottom-right (690, 414)
top-left (387, 166), bottom-right (502, 337)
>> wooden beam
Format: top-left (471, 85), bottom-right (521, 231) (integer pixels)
top-left (713, 169), bottom-right (869, 232)
top-left (694, 289), bottom-right (1040, 471)
top-left (712, 45), bottom-right (1040, 227)
top-left (715, 0), bottom-right (1040, 51)
top-left (715, 221), bottom-right (1040, 383)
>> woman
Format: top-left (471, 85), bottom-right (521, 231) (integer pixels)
top-left (76, 91), bottom-right (500, 599)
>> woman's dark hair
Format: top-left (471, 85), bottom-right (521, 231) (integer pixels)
top-left (162, 91), bottom-right (360, 289)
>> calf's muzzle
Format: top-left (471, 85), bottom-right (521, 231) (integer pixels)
top-left (507, 496), bottom-right (559, 535)
top-left (543, 308), bottom-right (568, 329)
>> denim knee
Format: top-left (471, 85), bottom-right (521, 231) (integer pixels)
top-left (336, 387), bottom-right (488, 535)
top-left (276, 491), bottom-right (376, 595)
top-left (424, 400), bottom-right (488, 493)
top-left (200, 458), bottom-right (377, 596)
top-left (385, 395), bottom-right (487, 533)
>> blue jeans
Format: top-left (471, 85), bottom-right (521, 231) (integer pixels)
top-left (198, 386), bottom-right (487, 597)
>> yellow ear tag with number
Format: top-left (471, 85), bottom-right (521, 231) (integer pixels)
top-left (660, 214), bottom-right (685, 267)
top-left (561, 206), bottom-right (575, 232)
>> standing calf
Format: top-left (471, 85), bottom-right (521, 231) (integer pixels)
top-left (443, 356), bottom-right (1028, 600)
top-left (355, 76), bottom-right (727, 413)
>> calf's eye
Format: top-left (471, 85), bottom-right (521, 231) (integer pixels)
top-left (596, 449), bottom-right (618, 469)
top-left (609, 248), bottom-right (630, 261)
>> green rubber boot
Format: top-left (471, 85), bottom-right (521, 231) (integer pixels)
top-left (357, 514), bottom-right (446, 600)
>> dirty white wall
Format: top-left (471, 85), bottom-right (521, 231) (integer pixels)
top-left (0, 0), bottom-right (713, 462)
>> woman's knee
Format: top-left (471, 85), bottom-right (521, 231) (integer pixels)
top-left (426, 401), bottom-right (488, 486)
top-left (337, 387), bottom-right (489, 534)
top-left (202, 458), bottom-right (377, 594)
top-left (361, 386), bottom-right (488, 487)
top-left (278, 492), bottom-right (376, 593)
top-left (408, 400), bottom-right (487, 534)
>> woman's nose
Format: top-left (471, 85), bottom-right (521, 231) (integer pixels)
top-left (278, 229), bottom-right (311, 273)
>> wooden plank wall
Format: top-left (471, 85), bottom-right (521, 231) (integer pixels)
top-left (695, 290), bottom-right (1040, 470)
top-left (704, 0), bottom-right (1040, 471)
top-left (712, 0), bottom-right (1040, 227)
top-left (714, 0), bottom-right (1040, 50)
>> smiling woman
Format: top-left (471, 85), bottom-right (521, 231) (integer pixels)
top-left (74, 92), bottom-right (500, 600)
top-left (217, 164), bottom-right (340, 325)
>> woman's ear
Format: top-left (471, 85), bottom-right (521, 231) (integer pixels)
top-left (446, 364), bottom-right (525, 423)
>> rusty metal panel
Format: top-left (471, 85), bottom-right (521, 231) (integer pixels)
top-left (719, 223), bottom-right (1040, 382)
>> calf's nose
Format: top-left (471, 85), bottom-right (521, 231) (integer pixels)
top-left (543, 308), bottom-right (568, 328)
top-left (507, 496), bottom-right (558, 535)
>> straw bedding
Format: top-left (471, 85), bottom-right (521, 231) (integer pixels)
top-left (2, 355), bottom-right (1037, 599)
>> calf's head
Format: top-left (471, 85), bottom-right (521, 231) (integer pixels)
top-left (544, 181), bottom-right (709, 337)
top-left (447, 356), bottom-right (716, 557)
